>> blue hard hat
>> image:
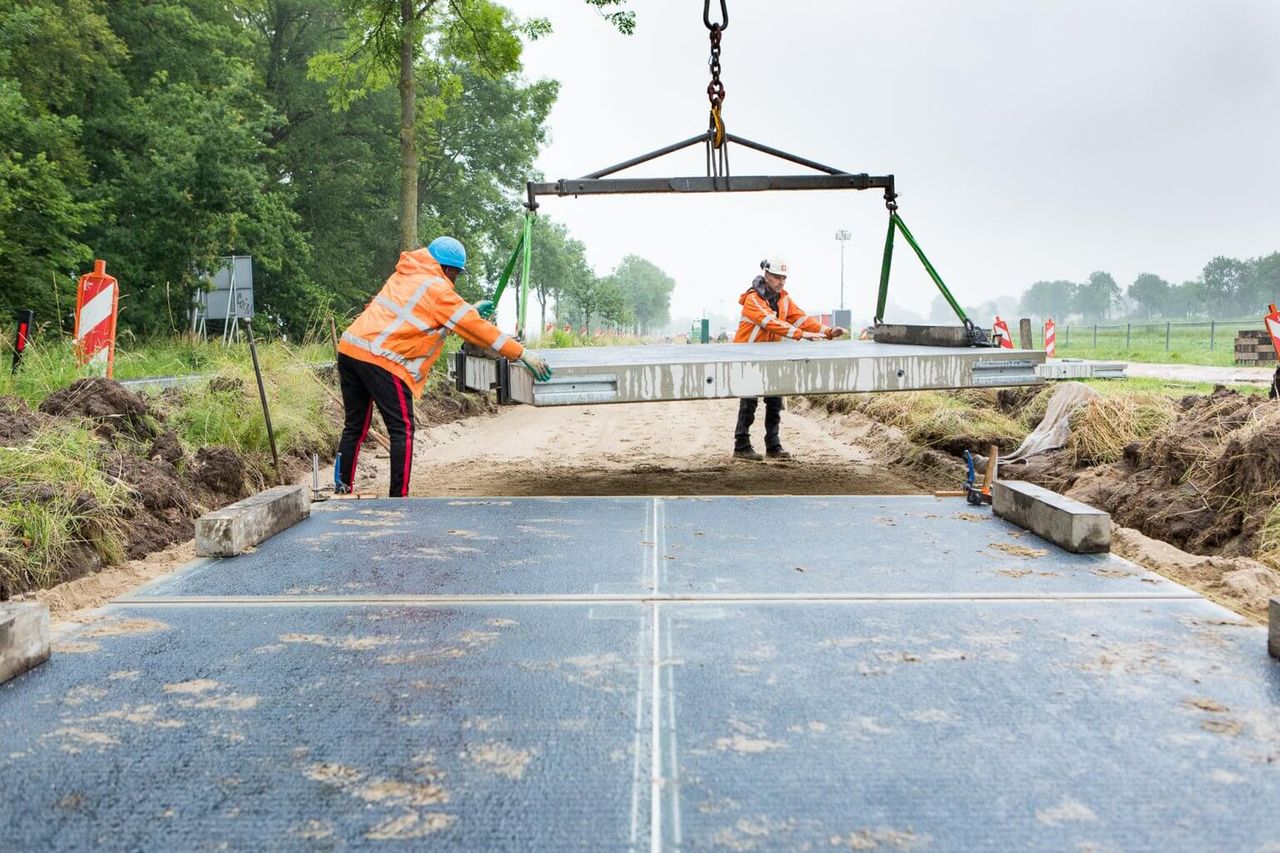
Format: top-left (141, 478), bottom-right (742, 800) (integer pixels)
top-left (427, 236), bottom-right (467, 271)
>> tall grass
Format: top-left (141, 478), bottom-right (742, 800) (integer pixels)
top-left (0, 423), bottom-right (130, 590)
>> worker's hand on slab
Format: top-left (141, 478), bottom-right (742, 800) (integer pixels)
top-left (827, 327), bottom-right (848, 339)
top-left (520, 352), bottom-right (553, 382)
top-left (475, 299), bottom-right (496, 320)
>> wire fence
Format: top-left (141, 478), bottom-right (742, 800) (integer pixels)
top-left (1040, 318), bottom-right (1272, 356)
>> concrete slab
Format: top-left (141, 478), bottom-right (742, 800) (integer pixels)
top-left (0, 604), bottom-right (647, 851)
top-left (665, 599), bottom-right (1279, 851)
top-left (460, 340), bottom-right (1045, 405)
top-left (660, 496), bottom-right (1149, 596)
top-left (1, 496), bottom-right (1276, 851)
top-left (993, 480), bottom-right (1111, 553)
top-left (195, 484), bottom-right (310, 557)
top-left (0, 602), bottom-right (50, 684)
top-left (146, 497), bottom-right (650, 599)
top-left (137, 497), bottom-right (1176, 602)
top-left (1037, 360), bottom-right (1127, 380)
top-left (1271, 597), bottom-right (1279, 659)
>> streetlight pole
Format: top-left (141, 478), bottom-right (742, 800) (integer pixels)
top-left (834, 230), bottom-right (851, 310)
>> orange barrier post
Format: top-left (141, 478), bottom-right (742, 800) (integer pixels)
top-left (73, 259), bottom-right (120, 378)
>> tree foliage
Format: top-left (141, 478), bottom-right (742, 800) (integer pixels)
top-left (0, 0), bottom-right (591, 337)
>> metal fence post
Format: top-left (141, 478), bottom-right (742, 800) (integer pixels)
top-left (1165, 322), bottom-right (1171, 351)
top-left (1092, 324), bottom-right (1097, 347)
top-left (1065, 325), bottom-right (1070, 347)
top-left (1210, 320), bottom-right (1215, 351)
top-left (1125, 323), bottom-right (1131, 349)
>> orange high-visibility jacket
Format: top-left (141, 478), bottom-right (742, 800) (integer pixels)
top-left (734, 278), bottom-right (831, 343)
top-left (338, 249), bottom-right (524, 396)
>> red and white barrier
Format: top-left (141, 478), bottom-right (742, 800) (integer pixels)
top-left (74, 259), bottom-right (119, 378)
top-left (1266, 304), bottom-right (1280, 357)
top-left (992, 316), bottom-right (1013, 349)
top-left (1044, 318), bottom-right (1057, 358)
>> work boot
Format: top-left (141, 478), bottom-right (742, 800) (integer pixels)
top-left (766, 447), bottom-right (792, 460)
top-left (733, 446), bottom-right (764, 462)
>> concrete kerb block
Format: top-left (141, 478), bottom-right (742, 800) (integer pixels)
top-left (0, 602), bottom-right (50, 685)
top-left (196, 484), bottom-right (310, 557)
top-left (992, 479), bottom-right (1110, 554)
top-left (1270, 598), bottom-right (1279, 660)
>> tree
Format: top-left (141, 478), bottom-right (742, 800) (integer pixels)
top-left (1169, 281), bottom-right (1204, 318)
top-left (1073, 271), bottom-right (1120, 322)
top-left (1018, 280), bottom-right (1077, 322)
top-left (611, 255), bottom-right (675, 334)
top-left (1127, 273), bottom-right (1170, 319)
top-left (559, 270), bottom-right (632, 333)
top-left (0, 0), bottom-right (123, 328)
top-left (312, 0), bottom-right (629, 253)
top-left (1247, 253), bottom-right (1280, 310)
top-left (1200, 256), bottom-right (1248, 316)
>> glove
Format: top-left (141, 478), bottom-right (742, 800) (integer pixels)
top-left (801, 331), bottom-right (826, 341)
top-left (520, 353), bottom-right (553, 382)
top-left (827, 327), bottom-right (848, 339)
top-left (475, 299), bottom-right (496, 320)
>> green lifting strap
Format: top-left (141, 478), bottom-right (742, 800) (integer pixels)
top-left (519, 210), bottom-right (533, 337)
top-left (490, 227), bottom-right (525, 308)
top-left (875, 212), bottom-right (970, 328)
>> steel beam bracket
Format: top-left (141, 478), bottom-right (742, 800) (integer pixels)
top-left (495, 358), bottom-right (515, 406)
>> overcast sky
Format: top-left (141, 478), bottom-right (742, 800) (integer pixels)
top-left (495, 0), bottom-right (1280, 330)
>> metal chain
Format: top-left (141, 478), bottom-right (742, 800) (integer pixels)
top-left (704, 0), bottom-right (728, 150)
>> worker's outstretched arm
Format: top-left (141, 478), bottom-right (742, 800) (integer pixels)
top-left (783, 299), bottom-right (840, 338)
top-left (429, 289), bottom-right (525, 361)
top-left (428, 288), bottom-right (553, 380)
top-left (741, 292), bottom-right (809, 340)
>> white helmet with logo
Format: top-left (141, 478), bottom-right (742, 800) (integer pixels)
top-left (760, 257), bottom-right (790, 277)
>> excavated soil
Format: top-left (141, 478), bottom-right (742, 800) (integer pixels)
top-left (990, 386), bottom-right (1280, 618)
top-left (1, 380), bottom-right (258, 595)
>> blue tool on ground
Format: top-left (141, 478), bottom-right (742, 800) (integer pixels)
top-left (333, 453), bottom-right (349, 495)
top-left (962, 450), bottom-right (991, 506)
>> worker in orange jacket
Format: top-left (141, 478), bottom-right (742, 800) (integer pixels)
top-left (733, 257), bottom-right (847, 461)
top-left (336, 236), bottom-right (552, 496)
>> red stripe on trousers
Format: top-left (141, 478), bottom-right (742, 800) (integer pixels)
top-left (351, 403), bottom-right (373, 487)
top-left (395, 378), bottom-right (413, 497)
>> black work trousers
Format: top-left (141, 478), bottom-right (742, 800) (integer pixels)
top-left (336, 353), bottom-right (415, 497)
top-left (735, 396), bottom-right (783, 452)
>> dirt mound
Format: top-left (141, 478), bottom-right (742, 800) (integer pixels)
top-left (191, 446), bottom-right (247, 501)
top-left (105, 449), bottom-right (196, 559)
top-left (1006, 386), bottom-right (1280, 569)
top-left (417, 382), bottom-right (498, 426)
top-left (38, 378), bottom-right (156, 440)
top-left (0, 396), bottom-right (46, 445)
top-left (2, 379), bottom-right (258, 595)
top-left (148, 430), bottom-right (186, 465)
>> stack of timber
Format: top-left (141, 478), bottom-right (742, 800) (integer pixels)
top-left (1235, 329), bottom-right (1277, 365)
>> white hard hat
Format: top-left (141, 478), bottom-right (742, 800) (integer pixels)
top-left (760, 257), bottom-right (790, 276)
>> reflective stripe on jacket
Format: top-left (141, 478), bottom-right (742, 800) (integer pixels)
top-left (734, 278), bottom-right (830, 343)
top-left (338, 248), bottom-right (524, 396)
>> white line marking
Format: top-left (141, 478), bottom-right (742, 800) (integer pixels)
top-left (113, 592), bottom-right (1203, 607)
top-left (649, 497), bottom-right (664, 853)
top-left (650, 600), bottom-right (662, 853)
top-left (629, 500), bottom-right (658, 851)
top-left (666, 616), bottom-right (683, 848)
top-left (628, 614), bottom-right (646, 851)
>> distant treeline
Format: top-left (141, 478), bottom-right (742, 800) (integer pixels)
top-left (1015, 253), bottom-right (1280, 323)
